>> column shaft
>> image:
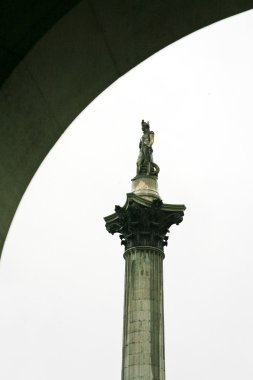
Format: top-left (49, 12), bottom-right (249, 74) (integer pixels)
top-left (122, 247), bottom-right (165, 380)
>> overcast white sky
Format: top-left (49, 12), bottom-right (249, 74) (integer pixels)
top-left (1, 9), bottom-right (253, 380)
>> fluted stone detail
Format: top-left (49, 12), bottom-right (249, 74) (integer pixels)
top-left (122, 247), bottom-right (165, 380)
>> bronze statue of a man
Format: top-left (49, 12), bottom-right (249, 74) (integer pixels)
top-left (136, 120), bottom-right (159, 176)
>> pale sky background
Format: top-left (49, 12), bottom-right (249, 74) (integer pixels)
top-left (1, 10), bottom-right (253, 380)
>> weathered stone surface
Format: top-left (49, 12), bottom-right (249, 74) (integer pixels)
top-left (122, 247), bottom-right (165, 380)
top-left (131, 175), bottom-right (159, 201)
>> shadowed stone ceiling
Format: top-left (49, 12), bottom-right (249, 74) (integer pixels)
top-left (0, 0), bottom-right (252, 256)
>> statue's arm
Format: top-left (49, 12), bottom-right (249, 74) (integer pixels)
top-left (149, 132), bottom-right (154, 147)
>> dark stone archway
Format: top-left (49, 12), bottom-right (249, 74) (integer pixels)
top-left (0, 1), bottom-right (252, 256)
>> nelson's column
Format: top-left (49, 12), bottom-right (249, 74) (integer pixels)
top-left (104, 120), bottom-right (186, 379)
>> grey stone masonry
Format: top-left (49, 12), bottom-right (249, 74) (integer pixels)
top-left (122, 247), bottom-right (165, 380)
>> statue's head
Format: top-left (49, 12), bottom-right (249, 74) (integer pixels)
top-left (141, 120), bottom-right (150, 132)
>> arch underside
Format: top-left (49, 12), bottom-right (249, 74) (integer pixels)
top-left (0, 0), bottom-right (252, 256)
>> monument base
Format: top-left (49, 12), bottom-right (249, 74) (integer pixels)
top-left (131, 175), bottom-right (160, 201)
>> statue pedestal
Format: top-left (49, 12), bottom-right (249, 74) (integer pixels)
top-left (131, 175), bottom-right (159, 201)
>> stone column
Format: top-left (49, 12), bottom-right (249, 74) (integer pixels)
top-left (122, 247), bottom-right (165, 380)
top-left (104, 119), bottom-right (185, 380)
top-left (105, 189), bottom-right (185, 380)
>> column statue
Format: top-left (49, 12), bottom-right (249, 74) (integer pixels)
top-left (136, 120), bottom-right (160, 176)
